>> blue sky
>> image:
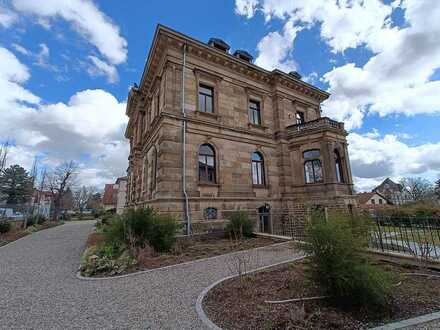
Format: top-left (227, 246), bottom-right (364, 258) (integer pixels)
top-left (0, 0), bottom-right (439, 190)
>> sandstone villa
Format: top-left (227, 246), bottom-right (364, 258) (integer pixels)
top-left (125, 25), bottom-right (357, 234)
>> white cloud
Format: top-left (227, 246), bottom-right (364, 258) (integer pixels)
top-left (348, 132), bottom-right (440, 191)
top-left (12, 0), bottom-right (127, 65)
top-left (0, 5), bottom-right (17, 28)
top-left (235, 0), bottom-right (259, 18)
top-left (87, 55), bottom-right (118, 83)
top-left (255, 20), bottom-right (301, 72)
top-left (237, 0), bottom-right (440, 129)
top-left (0, 46), bottom-right (128, 186)
top-left (34, 43), bottom-right (51, 68)
top-left (11, 43), bottom-right (30, 56)
top-left (238, 0), bottom-right (393, 53)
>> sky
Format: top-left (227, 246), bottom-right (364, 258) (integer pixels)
top-left (0, 0), bottom-right (439, 191)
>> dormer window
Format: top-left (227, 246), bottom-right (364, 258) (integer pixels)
top-left (208, 38), bottom-right (230, 53)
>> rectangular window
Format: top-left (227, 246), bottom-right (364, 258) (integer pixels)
top-left (296, 111), bottom-right (305, 124)
top-left (249, 100), bottom-right (261, 125)
top-left (199, 84), bottom-right (214, 113)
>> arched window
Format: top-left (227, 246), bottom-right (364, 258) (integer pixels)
top-left (334, 149), bottom-right (344, 183)
top-left (151, 147), bottom-right (157, 192)
top-left (252, 152), bottom-right (265, 185)
top-left (199, 144), bottom-right (216, 183)
top-left (304, 149), bottom-right (323, 184)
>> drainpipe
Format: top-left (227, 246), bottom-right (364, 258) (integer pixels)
top-left (181, 44), bottom-right (191, 235)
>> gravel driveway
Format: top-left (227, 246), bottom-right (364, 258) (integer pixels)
top-left (0, 221), bottom-right (302, 329)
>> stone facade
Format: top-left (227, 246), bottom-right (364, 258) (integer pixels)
top-left (125, 25), bottom-right (357, 233)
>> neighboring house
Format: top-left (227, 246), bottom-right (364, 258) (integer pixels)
top-left (125, 25), bottom-right (356, 233)
top-left (357, 192), bottom-right (391, 208)
top-left (32, 190), bottom-right (53, 219)
top-left (373, 178), bottom-right (410, 205)
top-left (103, 184), bottom-right (117, 211)
top-left (115, 177), bottom-right (127, 214)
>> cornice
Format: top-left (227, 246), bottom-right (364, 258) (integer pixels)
top-left (139, 24), bottom-right (329, 103)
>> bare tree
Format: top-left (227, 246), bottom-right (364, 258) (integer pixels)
top-left (0, 140), bottom-right (9, 172)
top-left (399, 177), bottom-right (435, 202)
top-left (73, 185), bottom-right (97, 214)
top-left (46, 161), bottom-right (78, 221)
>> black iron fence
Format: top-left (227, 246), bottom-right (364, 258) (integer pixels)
top-left (369, 216), bottom-right (440, 261)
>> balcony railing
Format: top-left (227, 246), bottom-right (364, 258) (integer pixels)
top-left (286, 117), bottom-right (345, 136)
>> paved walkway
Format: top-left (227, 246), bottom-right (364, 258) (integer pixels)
top-left (0, 221), bottom-right (302, 329)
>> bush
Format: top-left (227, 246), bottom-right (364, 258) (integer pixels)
top-left (80, 244), bottom-right (136, 276)
top-left (304, 212), bottom-right (391, 309)
top-left (225, 211), bottom-right (254, 239)
top-left (101, 207), bottom-right (178, 253)
top-left (149, 215), bottom-right (179, 252)
top-left (0, 220), bottom-right (11, 234)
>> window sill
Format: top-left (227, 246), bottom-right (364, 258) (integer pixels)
top-left (198, 182), bottom-right (220, 187)
top-left (248, 123), bottom-right (268, 130)
top-left (195, 111), bottom-right (221, 120)
top-left (252, 184), bottom-right (267, 189)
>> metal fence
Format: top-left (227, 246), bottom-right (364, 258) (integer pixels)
top-left (369, 216), bottom-right (440, 261)
top-left (251, 211), bottom-right (308, 241)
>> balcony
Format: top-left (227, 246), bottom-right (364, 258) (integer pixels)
top-left (286, 117), bottom-right (346, 137)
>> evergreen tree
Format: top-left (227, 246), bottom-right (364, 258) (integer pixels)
top-left (0, 164), bottom-right (34, 205)
top-left (435, 179), bottom-right (440, 199)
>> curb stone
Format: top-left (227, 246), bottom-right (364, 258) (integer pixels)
top-left (195, 255), bottom-right (307, 330)
top-left (369, 311), bottom-right (440, 330)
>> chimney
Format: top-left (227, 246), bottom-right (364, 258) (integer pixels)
top-left (208, 38), bottom-right (230, 53)
top-left (233, 50), bottom-right (253, 63)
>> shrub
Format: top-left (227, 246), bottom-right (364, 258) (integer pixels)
top-left (304, 212), bottom-right (391, 309)
top-left (80, 244), bottom-right (136, 276)
top-left (101, 207), bottom-right (178, 253)
top-left (225, 211), bottom-right (254, 239)
top-left (149, 215), bottom-right (179, 252)
top-left (0, 220), bottom-right (11, 234)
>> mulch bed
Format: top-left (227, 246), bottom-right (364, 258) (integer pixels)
top-left (135, 235), bottom-right (285, 270)
top-left (0, 222), bottom-right (60, 247)
top-left (203, 258), bottom-right (440, 329)
top-left (85, 232), bottom-right (285, 273)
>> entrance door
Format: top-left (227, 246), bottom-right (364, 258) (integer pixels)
top-left (258, 205), bottom-right (270, 233)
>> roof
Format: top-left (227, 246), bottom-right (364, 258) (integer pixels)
top-left (357, 191), bottom-right (391, 205)
top-left (138, 24), bottom-right (330, 101)
top-left (115, 176), bottom-right (127, 184)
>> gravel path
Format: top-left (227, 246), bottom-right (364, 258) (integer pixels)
top-left (0, 221), bottom-right (303, 329)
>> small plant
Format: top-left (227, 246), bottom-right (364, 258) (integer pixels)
top-left (79, 244), bottom-right (136, 276)
top-left (304, 212), bottom-right (391, 309)
top-left (225, 211), bottom-right (254, 239)
top-left (0, 220), bottom-right (11, 234)
top-left (26, 214), bottom-right (47, 227)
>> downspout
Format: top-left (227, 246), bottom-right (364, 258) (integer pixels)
top-left (181, 43), bottom-right (191, 235)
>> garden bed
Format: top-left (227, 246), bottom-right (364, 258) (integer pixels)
top-left (0, 222), bottom-right (61, 247)
top-left (82, 232), bottom-right (286, 277)
top-left (203, 258), bottom-right (440, 329)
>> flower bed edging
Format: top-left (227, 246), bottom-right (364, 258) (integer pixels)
top-left (369, 311), bottom-right (440, 330)
top-left (195, 255), bottom-right (307, 330)
top-left (76, 241), bottom-right (293, 281)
